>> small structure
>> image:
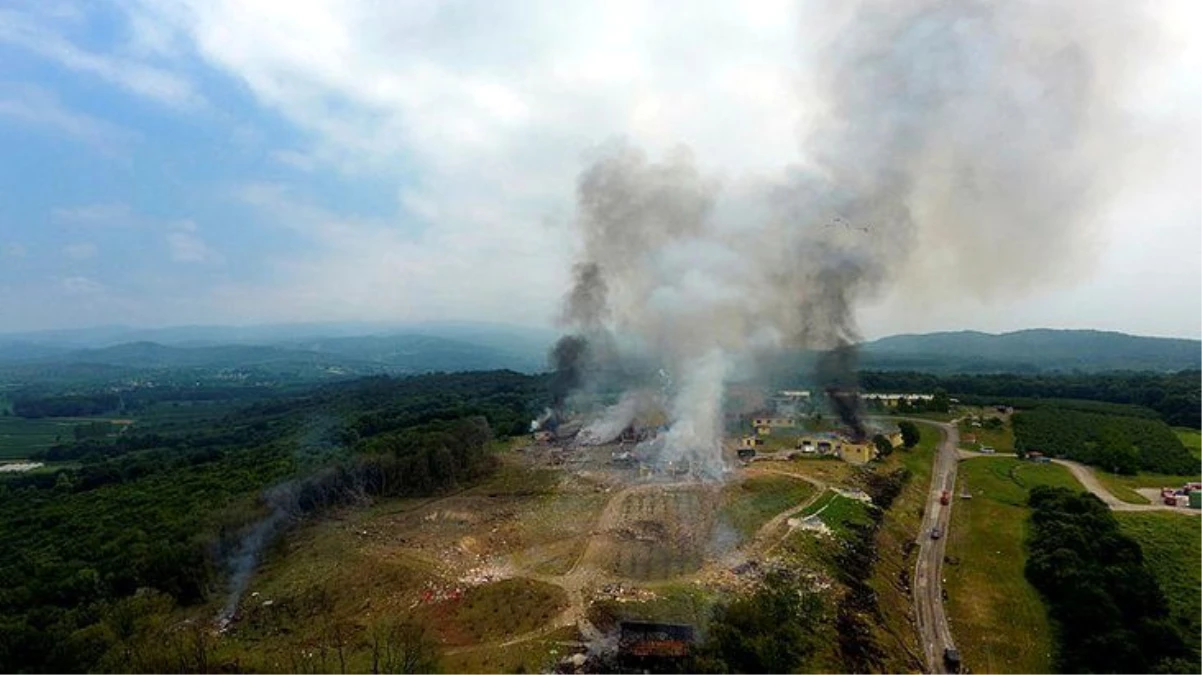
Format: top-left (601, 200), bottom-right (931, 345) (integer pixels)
top-left (618, 621), bottom-right (696, 671)
top-left (862, 393), bottom-right (935, 407)
top-left (740, 436), bottom-right (764, 449)
top-left (737, 447), bottom-right (756, 461)
top-left (751, 414), bottom-right (796, 429)
top-left (838, 440), bottom-right (876, 465)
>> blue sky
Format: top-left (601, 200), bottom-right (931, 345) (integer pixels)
top-left (0, 1), bottom-right (1198, 338)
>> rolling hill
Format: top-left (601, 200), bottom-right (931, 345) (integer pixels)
top-left (861, 329), bottom-right (1200, 373)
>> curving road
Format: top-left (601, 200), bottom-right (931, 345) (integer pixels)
top-left (902, 418), bottom-right (960, 675)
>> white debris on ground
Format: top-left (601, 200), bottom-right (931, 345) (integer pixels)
top-left (594, 583), bottom-right (658, 603)
top-left (458, 562), bottom-right (514, 587)
top-left (832, 487), bottom-right (873, 504)
top-left (789, 515), bottom-right (833, 536)
top-left (0, 462), bottom-right (44, 473)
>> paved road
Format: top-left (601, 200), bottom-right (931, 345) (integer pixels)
top-left (905, 419), bottom-right (960, 674)
top-left (1050, 459), bottom-right (1202, 515)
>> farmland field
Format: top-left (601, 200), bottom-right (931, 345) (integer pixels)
top-left (1175, 427), bottom-right (1202, 460)
top-left (605, 487), bottom-right (719, 580)
top-left (943, 457), bottom-right (1084, 674)
top-left (0, 416), bottom-right (132, 459)
top-left (1115, 510), bottom-right (1202, 672)
top-left (717, 473), bottom-right (816, 539)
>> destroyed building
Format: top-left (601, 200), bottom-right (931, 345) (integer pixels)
top-left (618, 621), bottom-right (696, 671)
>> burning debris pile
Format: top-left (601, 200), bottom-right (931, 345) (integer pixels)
top-left (539, 0), bottom-right (1168, 480)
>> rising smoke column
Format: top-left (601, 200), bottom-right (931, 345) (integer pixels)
top-left (550, 0), bottom-right (1174, 475)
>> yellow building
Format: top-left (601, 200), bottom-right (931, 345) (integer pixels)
top-left (796, 434), bottom-right (879, 464)
top-left (838, 441), bottom-right (877, 465)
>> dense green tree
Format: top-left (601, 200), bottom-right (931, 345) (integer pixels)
top-left (898, 421), bottom-right (920, 448)
top-left (1025, 487), bottom-right (1195, 673)
top-left (872, 434), bottom-right (894, 458)
top-left (694, 571), bottom-right (826, 674)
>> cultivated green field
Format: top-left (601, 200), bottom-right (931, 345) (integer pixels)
top-left (1175, 427), bottom-right (1202, 460)
top-left (718, 473), bottom-right (816, 539)
top-left (1115, 510), bottom-right (1202, 669)
top-left (944, 457), bottom-right (1085, 674)
top-left (0, 416), bottom-right (132, 459)
top-left (957, 415), bottom-right (1014, 452)
top-left (1075, 428), bottom-right (1201, 505)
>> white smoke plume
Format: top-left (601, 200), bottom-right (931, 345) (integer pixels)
top-left (553, 0), bottom-right (1181, 477)
top-left (578, 389), bottom-right (651, 445)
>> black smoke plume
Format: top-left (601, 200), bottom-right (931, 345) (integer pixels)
top-left (549, 334), bottom-right (589, 411)
top-left (816, 341), bottom-right (865, 441)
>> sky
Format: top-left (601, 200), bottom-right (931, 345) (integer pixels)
top-left (0, 0), bottom-right (1198, 339)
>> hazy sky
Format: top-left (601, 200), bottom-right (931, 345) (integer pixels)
top-left (1, 1), bottom-right (1198, 338)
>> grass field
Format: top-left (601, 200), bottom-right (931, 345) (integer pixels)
top-left (798, 489), bottom-right (873, 539)
top-left (1095, 468), bottom-right (1202, 505)
top-left (419, 578), bottom-right (567, 646)
top-left (718, 473), bottom-right (816, 539)
top-left (958, 419), bottom-right (1014, 453)
top-left (0, 416), bottom-right (132, 459)
top-left (1115, 510), bottom-right (1202, 670)
top-left (865, 420), bottom-right (941, 674)
top-left (943, 457), bottom-right (1085, 674)
top-left (1174, 427), bottom-right (1201, 460)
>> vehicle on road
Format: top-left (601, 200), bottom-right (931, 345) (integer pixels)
top-left (944, 647), bottom-right (961, 672)
top-left (930, 527), bottom-right (942, 539)
top-left (940, 489), bottom-right (950, 505)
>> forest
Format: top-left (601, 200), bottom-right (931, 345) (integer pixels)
top-left (1024, 487), bottom-right (1197, 674)
top-left (859, 370), bottom-right (1201, 428)
top-left (0, 370), bottom-right (545, 673)
top-left (1011, 407), bottom-right (1196, 475)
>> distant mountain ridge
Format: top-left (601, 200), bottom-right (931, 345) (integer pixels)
top-left (0, 325), bottom-right (1196, 376)
top-left (861, 329), bottom-right (1200, 373)
top-left (0, 321), bottom-right (556, 375)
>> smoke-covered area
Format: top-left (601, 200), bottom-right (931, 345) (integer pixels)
top-left (219, 483), bottom-right (299, 623)
top-left (549, 0), bottom-right (1173, 476)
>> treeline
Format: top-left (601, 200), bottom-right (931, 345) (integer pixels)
top-left (0, 370), bottom-right (541, 673)
top-left (12, 393), bottom-right (121, 418)
top-left (10, 384), bottom-right (286, 419)
top-left (1025, 487), bottom-right (1196, 673)
top-left (860, 370), bottom-right (1201, 428)
top-left (1012, 407), bottom-right (1195, 475)
top-left (329, 370), bottom-right (547, 438)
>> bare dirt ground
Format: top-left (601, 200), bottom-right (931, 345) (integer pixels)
top-left (441, 450), bottom-right (865, 656)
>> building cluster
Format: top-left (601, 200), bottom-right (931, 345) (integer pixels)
top-left (1159, 482), bottom-right (1202, 509)
top-left (861, 392), bottom-right (935, 406)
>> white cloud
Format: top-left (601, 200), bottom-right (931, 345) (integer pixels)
top-left (3, 242), bottom-right (26, 258)
top-left (52, 202), bottom-right (137, 226)
top-left (61, 276), bottom-right (104, 295)
top-left (271, 149), bottom-right (318, 172)
top-left (100, 1), bottom-right (1201, 335)
top-left (63, 242), bottom-right (97, 260)
top-left (0, 85), bottom-right (133, 154)
top-left (167, 220), bottom-right (219, 263)
top-left (0, 7), bottom-right (203, 109)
